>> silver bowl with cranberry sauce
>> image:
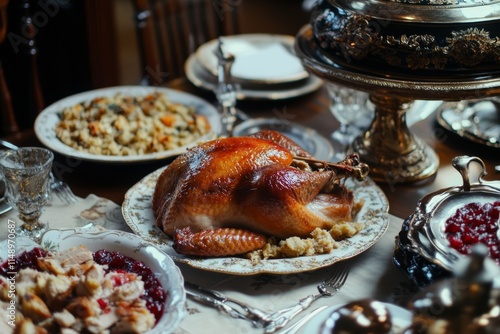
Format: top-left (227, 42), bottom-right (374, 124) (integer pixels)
top-left (394, 156), bottom-right (500, 287)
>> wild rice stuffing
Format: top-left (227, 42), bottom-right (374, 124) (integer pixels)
top-left (55, 92), bottom-right (211, 156)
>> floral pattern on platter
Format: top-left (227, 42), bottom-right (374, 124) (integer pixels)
top-left (122, 166), bottom-right (390, 275)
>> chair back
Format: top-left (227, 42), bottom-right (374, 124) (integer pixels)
top-left (132, 0), bottom-right (240, 85)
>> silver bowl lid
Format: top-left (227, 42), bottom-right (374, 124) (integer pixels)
top-left (330, 0), bottom-right (500, 24)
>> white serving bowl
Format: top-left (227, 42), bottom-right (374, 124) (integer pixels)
top-left (0, 226), bottom-right (186, 334)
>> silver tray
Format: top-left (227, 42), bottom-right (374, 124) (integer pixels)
top-left (407, 156), bottom-right (500, 271)
top-left (436, 99), bottom-right (500, 149)
top-left (394, 156), bottom-right (500, 287)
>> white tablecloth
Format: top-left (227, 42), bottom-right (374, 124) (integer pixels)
top-left (0, 194), bottom-right (415, 333)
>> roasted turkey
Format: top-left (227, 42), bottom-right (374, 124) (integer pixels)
top-left (152, 130), bottom-right (369, 257)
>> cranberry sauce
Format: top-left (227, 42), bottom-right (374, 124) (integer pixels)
top-left (0, 247), bottom-right (167, 323)
top-left (444, 201), bottom-right (500, 264)
top-left (93, 249), bottom-right (167, 322)
top-left (0, 247), bottom-right (48, 277)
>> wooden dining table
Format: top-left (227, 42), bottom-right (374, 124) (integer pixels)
top-left (5, 77), bottom-right (500, 221)
top-left (2, 77), bottom-right (500, 333)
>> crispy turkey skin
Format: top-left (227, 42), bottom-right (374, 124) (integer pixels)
top-left (152, 130), bottom-right (368, 256)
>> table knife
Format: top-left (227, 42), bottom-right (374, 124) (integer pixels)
top-left (185, 288), bottom-right (251, 322)
top-left (185, 281), bottom-right (270, 326)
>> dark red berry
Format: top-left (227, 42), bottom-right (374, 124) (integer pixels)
top-left (92, 249), bottom-right (167, 322)
top-left (444, 201), bottom-right (500, 265)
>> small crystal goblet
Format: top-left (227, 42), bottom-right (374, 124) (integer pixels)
top-left (0, 147), bottom-right (54, 241)
top-left (326, 82), bottom-right (374, 158)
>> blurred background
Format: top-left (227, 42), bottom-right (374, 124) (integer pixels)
top-left (0, 0), bottom-right (312, 133)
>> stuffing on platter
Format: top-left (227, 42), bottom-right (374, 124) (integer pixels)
top-left (55, 92), bottom-right (211, 156)
top-left (0, 246), bottom-right (166, 334)
top-left (152, 129), bottom-right (369, 261)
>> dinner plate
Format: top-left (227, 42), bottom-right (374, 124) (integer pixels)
top-left (122, 167), bottom-right (389, 275)
top-left (436, 99), bottom-right (500, 148)
top-left (0, 226), bottom-right (186, 334)
top-left (185, 54), bottom-right (324, 101)
top-left (196, 34), bottom-right (309, 85)
top-left (232, 118), bottom-right (334, 161)
top-left (301, 302), bottom-right (412, 334)
top-left (34, 86), bottom-right (221, 163)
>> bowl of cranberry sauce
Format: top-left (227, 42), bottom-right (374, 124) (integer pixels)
top-left (395, 156), bottom-right (500, 286)
top-left (0, 227), bottom-right (187, 334)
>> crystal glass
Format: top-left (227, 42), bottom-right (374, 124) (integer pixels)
top-left (0, 147), bottom-right (54, 240)
top-left (326, 82), bottom-right (374, 158)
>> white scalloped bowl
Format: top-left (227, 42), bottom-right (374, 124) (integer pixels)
top-left (0, 226), bottom-right (186, 334)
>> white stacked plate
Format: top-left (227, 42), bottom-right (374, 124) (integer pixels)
top-left (185, 34), bottom-right (323, 100)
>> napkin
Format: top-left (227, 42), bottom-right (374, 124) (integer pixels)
top-left (228, 42), bottom-right (306, 82)
top-left (0, 193), bottom-right (130, 241)
top-left (202, 37), bottom-right (306, 82)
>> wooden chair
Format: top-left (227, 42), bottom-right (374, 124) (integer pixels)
top-left (132, 0), bottom-right (240, 85)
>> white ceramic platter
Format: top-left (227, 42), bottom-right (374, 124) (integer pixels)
top-left (196, 34), bottom-right (309, 85)
top-left (122, 167), bottom-right (389, 275)
top-left (185, 54), bottom-right (323, 101)
top-left (34, 86), bottom-right (221, 163)
top-left (0, 226), bottom-right (186, 334)
top-left (302, 303), bottom-right (412, 334)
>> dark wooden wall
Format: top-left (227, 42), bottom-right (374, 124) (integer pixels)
top-left (0, 0), bottom-right (118, 134)
top-left (239, 0), bottom-right (312, 36)
top-left (0, 0), bottom-right (311, 135)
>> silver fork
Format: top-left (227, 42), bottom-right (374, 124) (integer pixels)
top-left (263, 262), bottom-right (350, 333)
top-left (49, 172), bottom-right (78, 204)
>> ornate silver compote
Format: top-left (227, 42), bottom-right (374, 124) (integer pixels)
top-left (296, 0), bottom-right (500, 183)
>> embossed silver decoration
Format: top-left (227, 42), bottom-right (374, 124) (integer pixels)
top-left (296, 0), bottom-right (500, 183)
top-left (313, 0), bottom-right (500, 72)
